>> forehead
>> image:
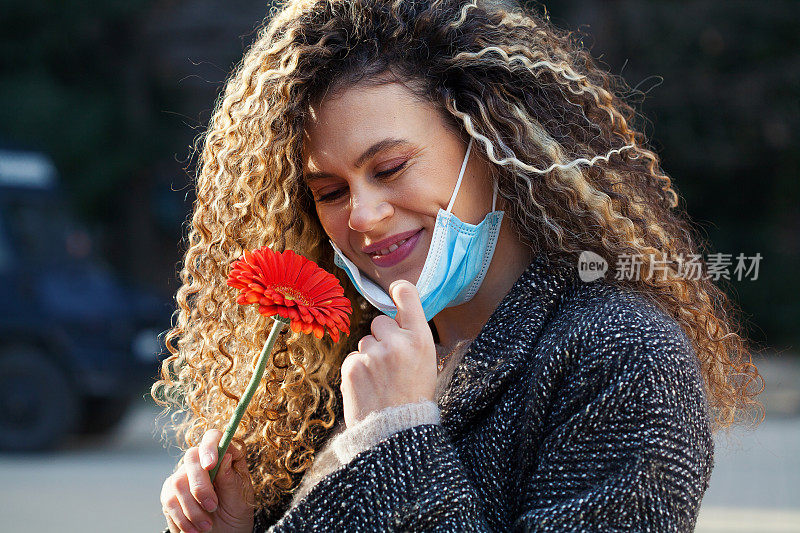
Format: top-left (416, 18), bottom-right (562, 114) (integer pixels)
top-left (301, 82), bottom-right (442, 170)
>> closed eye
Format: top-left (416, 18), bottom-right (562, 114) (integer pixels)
top-left (314, 161), bottom-right (407, 204)
top-left (316, 187), bottom-right (347, 203)
top-left (375, 161), bottom-right (407, 179)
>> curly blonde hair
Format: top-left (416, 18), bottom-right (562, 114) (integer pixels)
top-left (151, 0), bottom-right (764, 516)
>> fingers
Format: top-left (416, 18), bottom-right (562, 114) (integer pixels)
top-left (198, 429), bottom-right (247, 480)
top-left (162, 465), bottom-right (213, 533)
top-left (225, 440), bottom-right (249, 483)
top-left (199, 429), bottom-right (222, 470)
top-left (184, 447), bottom-right (219, 513)
top-left (341, 351), bottom-right (368, 379)
top-left (389, 280), bottom-right (427, 331)
top-left (164, 512), bottom-right (180, 533)
top-left (357, 334), bottom-right (380, 354)
top-left (370, 314), bottom-right (397, 341)
top-left (221, 451), bottom-right (249, 488)
top-left (160, 430), bottom-right (253, 533)
top-left (175, 472), bottom-right (213, 533)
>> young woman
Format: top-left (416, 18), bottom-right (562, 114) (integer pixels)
top-left (155, 1), bottom-right (763, 531)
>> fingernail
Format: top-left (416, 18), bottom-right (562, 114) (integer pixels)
top-left (203, 498), bottom-right (218, 512)
top-left (201, 453), bottom-right (214, 468)
top-left (199, 520), bottom-right (212, 531)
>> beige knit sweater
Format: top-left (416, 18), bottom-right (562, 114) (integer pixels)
top-left (286, 342), bottom-right (469, 509)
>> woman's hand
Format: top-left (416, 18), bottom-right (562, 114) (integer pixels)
top-left (160, 429), bottom-right (255, 533)
top-left (341, 280), bottom-right (437, 428)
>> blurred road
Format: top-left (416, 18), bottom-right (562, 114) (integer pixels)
top-left (695, 354), bottom-right (800, 532)
top-left (0, 355), bottom-right (798, 533)
top-left (0, 395), bottom-right (179, 533)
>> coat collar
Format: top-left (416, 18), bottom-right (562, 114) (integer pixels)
top-left (438, 254), bottom-right (579, 438)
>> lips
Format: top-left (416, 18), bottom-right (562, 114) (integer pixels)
top-left (372, 236), bottom-right (412, 257)
top-left (363, 229), bottom-right (423, 268)
top-left (362, 229), bottom-right (421, 254)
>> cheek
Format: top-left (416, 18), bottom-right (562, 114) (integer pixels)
top-left (316, 206), bottom-right (350, 244)
top-left (393, 175), bottom-right (448, 218)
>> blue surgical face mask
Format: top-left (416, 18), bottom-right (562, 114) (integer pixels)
top-left (331, 136), bottom-right (504, 321)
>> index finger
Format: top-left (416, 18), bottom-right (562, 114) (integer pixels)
top-left (199, 429), bottom-right (223, 470)
top-left (388, 280), bottom-right (427, 331)
top-left (184, 447), bottom-right (219, 513)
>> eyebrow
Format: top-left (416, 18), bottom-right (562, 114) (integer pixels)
top-left (304, 137), bottom-right (411, 182)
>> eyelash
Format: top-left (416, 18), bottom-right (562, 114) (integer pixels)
top-left (315, 161), bottom-right (407, 203)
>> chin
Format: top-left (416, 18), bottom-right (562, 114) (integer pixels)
top-left (361, 250), bottom-right (427, 288)
top-left (394, 266), bottom-right (425, 286)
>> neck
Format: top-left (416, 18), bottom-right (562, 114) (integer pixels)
top-left (431, 221), bottom-right (534, 348)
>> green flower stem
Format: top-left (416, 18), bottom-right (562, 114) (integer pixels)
top-left (209, 315), bottom-right (290, 483)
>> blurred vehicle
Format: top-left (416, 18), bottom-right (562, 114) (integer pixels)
top-left (0, 145), bottom-right (171, 452)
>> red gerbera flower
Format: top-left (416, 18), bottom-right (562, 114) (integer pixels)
top-left (226, 246), bottom-right (351, 342)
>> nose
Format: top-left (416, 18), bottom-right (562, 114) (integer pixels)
top-left (348, 185), bottom-right (393, 233)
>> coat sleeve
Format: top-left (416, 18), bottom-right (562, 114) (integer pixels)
top-left (278, 399), bottom-right (442, 515)
top-left (330, 399), bottom-right (441, 465)
top-left (514, 306), bottom-right (715, 532)
top-left (261, 422), bottom-right (494, 532)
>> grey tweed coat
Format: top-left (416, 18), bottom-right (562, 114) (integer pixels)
top-left (163, 255), bottom-right (714, 532)
top-left (254, 255), bottom-right (714, 531)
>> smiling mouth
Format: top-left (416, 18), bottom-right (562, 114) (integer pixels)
top-left (363, 229), bottom-right (424, 268)
top-left (370, 237), bottom-right (411, 258)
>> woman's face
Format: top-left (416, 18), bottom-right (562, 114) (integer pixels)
top-left (301, 81), bottom-right (495, 293)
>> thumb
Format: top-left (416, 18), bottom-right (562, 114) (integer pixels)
top-left (213, 453), bottom-right (245, 492)
top-left (389, 280), bottom-right (427, 331)
top-left (211, 453), bottom-right (255, 526)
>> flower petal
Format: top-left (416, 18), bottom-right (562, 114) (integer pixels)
top-left (227, 247), bottom-right (351, 341)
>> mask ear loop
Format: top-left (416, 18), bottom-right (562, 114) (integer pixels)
top-left (492, 178), bottom-right (498, 211)
top-left (445, 136), bottom-right (474, 214)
